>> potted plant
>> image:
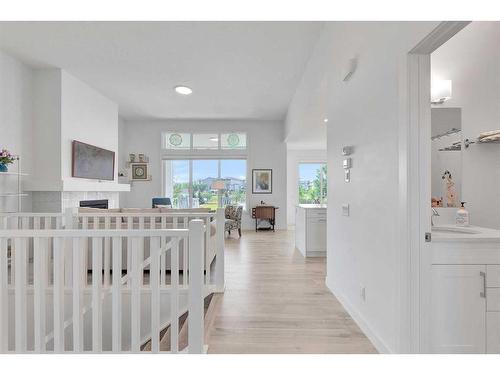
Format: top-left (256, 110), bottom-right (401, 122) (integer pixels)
top-left (0, 149), bottom-right (16, 172)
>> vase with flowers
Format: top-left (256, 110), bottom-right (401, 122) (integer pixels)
top-left (0, 149), bottom-right (16, 172)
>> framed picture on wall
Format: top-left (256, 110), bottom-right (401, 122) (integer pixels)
top-left (252, 169), bottom-right (272, 194)
top-left (130, 163), bottom-right (149, 181)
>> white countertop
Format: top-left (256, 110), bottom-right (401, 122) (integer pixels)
top-left (432, 224), bottom-right (500, 242)
top-left (296, 204), bottom-right (327, 209)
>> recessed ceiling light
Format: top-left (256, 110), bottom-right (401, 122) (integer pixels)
top-left (174, 85), bottom-right (193, 95)
top-left (323, 118), bottom-right (329, 123)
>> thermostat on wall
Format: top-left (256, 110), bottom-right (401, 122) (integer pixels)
top-left (342, 146), bottom-right (353, 156)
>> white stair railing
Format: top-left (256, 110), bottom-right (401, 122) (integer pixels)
top-left (0, 221), bottom-right (206, 353)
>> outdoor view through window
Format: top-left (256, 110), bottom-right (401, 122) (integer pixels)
top-left (163, 159), bottom-right (246, 209)
top-left (298, 163), bottom-right (327, 204)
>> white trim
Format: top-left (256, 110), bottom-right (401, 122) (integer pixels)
top-left (400, 21), bottom-right (470, 354)
top-left (325, 277), bottom-right (392, 354)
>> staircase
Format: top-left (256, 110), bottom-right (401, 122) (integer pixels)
top-left (142, 293), bottom-right (220, 352)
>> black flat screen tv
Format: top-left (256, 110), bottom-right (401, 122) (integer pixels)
top-left (72, 140), bottom-right (115, 181)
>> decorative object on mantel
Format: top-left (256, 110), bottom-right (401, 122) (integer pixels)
top-left (252, 169), bottom-right (272, 194)
top-left (0, 149), bottom-right (16, 172)
top-left (130, 163), bottom-right (150, 181)
top-left (464, 130), bottom-right (500, 148)
top-left (129, 153), bottom-right (136, 163)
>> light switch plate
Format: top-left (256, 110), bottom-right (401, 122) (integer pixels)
top-left (343, 158), bottom-right (352, 169)
top-left (344, 169), bottom-right (350, 182)
top-left (342, 204), bottom-right (350, 216)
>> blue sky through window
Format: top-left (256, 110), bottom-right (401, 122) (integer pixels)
top-left (299, 163), bottom-right (323, 182)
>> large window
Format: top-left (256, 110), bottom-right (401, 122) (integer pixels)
top-left (164, 159), bottom-right (247, 209)
top-left (162, 131), bottom-right (247, 209)
top-left (298, 163), bottom-right (327, 204)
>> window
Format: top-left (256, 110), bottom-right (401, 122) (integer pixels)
top-left (164, 132), bottom-right (191, 150)
top-left (221, 133), bottom-right (246, 150)
top-left (162, 132), bottom-right (247, 152)
top-left (163, 159), bottom-right (247, 209)
top-left (193, 134), bottom-right (219, 150)
top-left (298, 163), bottom-right (327, 204)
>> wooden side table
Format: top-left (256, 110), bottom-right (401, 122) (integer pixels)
top-left (251, 205), bottom-right (278, 231)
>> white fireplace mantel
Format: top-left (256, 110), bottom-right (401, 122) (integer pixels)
top-left (24, 178), bottom-right (130, 192)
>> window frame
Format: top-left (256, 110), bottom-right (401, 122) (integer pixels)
top-left (297, 162), bottom-right (327, 205)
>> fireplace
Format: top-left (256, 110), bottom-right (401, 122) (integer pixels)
top-left (80, 199), bottom-right (109, 209)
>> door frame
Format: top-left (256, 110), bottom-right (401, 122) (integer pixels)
top-left (399, 21), bottom-right (470, 353)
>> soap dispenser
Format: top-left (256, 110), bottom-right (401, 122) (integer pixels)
top-left (456, 202), bottom-right (469, 227)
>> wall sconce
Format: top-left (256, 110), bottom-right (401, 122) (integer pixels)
top-left (431, 80), bottom-right (452, 104)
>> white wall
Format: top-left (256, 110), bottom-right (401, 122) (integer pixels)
top-left (432, 22), bottom-right (500, 229)
top-left (286, 148), bottom-right (326, 227)
top-left (31, 69), bottom-right (62, 191)
top-left (60, 71), bottom-right (119, 182)
top-left (0, 49), bottom-right (33, 211)
top-left (286, 22), bottom-right (439, 353)
top-left (119, 119), bottom-right (287, 230)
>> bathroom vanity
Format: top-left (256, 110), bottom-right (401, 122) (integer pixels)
top-left (295, 204), bottom-right (327, 257)
top-left (428, 225), bottom-right (500, 353)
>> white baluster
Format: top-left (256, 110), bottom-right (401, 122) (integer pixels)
top-left (14, 238), bottom-right (27, 352)
top-left (126, 217), bottom-right (132, 287)
top-left (130, 236), bottom-right (141, 352)
top-left (183, 217), bottom-right (188, 286)
top-left (170, 238), bottom-right (179, 353)
top-left (188, 220), bottom-right (204, 354)
top-left (150, 236), bottom-right (160, 353)
top-left (53, 237), bottom-right (65, 352)
top-left (33, 238), bottom-right (47, 353)
top-left (92, 237), bottom-right (103, 352)
top-left (112, 237), bottom-right (122, 353)
top-left (205, 217), bottom-right (210, 284)
top-left (216, 208), bottom-right (225, 292)
top-left (104, 217), bottom-right (111, 287)
top-left (0, 238), bottom-right (8, 352)
top-left (72, 237), bottom-right (84, 353)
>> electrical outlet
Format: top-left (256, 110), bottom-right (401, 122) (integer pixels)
top-left (360, 286), bottom-right (366, 302)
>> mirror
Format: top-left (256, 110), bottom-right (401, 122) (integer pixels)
top-left (431, 108), bottom-right (462, 207)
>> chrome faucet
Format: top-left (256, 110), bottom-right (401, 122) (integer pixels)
top-left (431, 207), bottom-right (440, 227)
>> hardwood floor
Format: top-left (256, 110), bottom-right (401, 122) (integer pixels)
top-left (206, 230), bottom-right (377, 354)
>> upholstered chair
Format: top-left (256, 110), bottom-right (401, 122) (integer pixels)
top-left (224, 205), bottom-right (243, 237)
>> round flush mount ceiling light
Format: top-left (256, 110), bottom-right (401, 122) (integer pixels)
top-left (174, 85), bottom-right (193, 95)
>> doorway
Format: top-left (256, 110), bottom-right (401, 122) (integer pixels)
top-left (400, 21), bottom-right (470, 353)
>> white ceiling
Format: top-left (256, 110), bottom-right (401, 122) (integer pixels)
top-left (0, 21), bottom-right (323, 121)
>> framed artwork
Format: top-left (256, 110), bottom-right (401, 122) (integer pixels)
top-left (130, 163), bottom-right (149, 181)
top-left (252, 169), bottom-right (272, 194)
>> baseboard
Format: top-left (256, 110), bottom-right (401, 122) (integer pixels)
top-left (325, 277), bottom-right (393, 354)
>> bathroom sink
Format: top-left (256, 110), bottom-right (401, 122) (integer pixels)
top-left (432, 226), bottom-right (481, 234)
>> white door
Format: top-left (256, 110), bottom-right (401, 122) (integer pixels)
top-left (431, 264), bottom-right (486, 353)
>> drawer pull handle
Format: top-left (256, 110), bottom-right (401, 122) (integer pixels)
top-left (480, 271), bottom-right (487, 298)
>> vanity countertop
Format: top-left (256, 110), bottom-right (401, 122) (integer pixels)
top-left (296, 204), bottom-right (327, 209)
top-left (432, 224), bottom-right (500, 242)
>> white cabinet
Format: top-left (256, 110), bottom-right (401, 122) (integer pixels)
top-left (295, 205), bottom-right (326, 257)
top-left (430, 265), bottom-right (486, 353)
